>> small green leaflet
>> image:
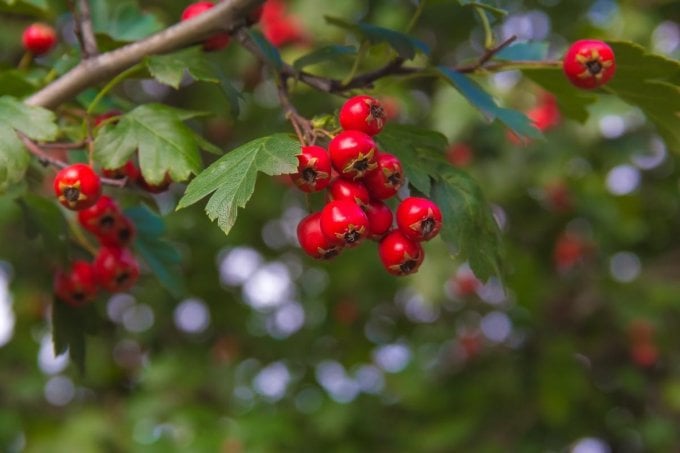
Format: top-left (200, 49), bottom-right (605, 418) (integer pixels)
top-left (52, 300), bottom-right (101, 374)
top-left (0, 96), bottom-right (58, 192)
top-left (438, 67), bottom-right (542, 140)
top-left (90, 0), bottom-right (163, 42)
top-left (325, 16), bottom-right (430, 60)
top-left (432, 167), bottom-right (503, 281)
top-left (93, 104), bottom-right (214, 184)
top-left (17, 194), bottom-right (69, 266)
top-left (177, 134), bottom-right (299, 236)
top-left (293, 45), bottom-right (358, 71)
top-left (125, 206), bottom-right (184, 297)
top-left (248, 30), bottom-right (283, 71)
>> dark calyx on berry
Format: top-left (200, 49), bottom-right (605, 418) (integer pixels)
top-left (321, 248), bottom-right (340, 260)
top-left (400, 259), bottom-right (419, 274)
top-left (302, 167), bottom-right (318, 182)
top-left (586, 60), bottom-right (602, 74)
top-left (387, 172), bottom-right (402, 186)
top-left (63, 187), bottom-right (81, 202)
top-left (370, 104), bottom-right (385, 123)
top-left (421, 218), bottom-right (436, 236)
top-left (100, 214), bottom-right (116, 228)
top-left (344, 230), bottom-right (361, 244)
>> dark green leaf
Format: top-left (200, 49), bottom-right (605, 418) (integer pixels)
top-left (177, 134), bottom-right (299, 235)
top-left (90, 0), bottom-right (164, 42)
top-left (125, 206), bottom-right (184, 297)
top-left (212, 64), bottom-right (243, 118)
top-left (248, 30), bottom-right (283, 70)
top-left (51, 300), bottom-right (101, 373)
top-left (0, 0), bottom-right (49, 15)
top-left (17, 194), bottom-right (69, 266)
top-left (145, 47), bottom-right (218, 89)
top-left (293, 45), bottom-right (358, 70)
top-left (431, 167), bottom-right (503, 281)
top-left (495, 42), bottom-right (549, 61)
top-left (438, 67), bottom-right (542, 139)
top-left (325, 16), bottom-right (430, 60)
top-left (522, 68), bottom-right (596, 123)
top-left (93, 104), bottom-right (211, 184)
top-left (0, 70), bottom-right (37, 97)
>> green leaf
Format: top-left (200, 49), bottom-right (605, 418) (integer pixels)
top-left (495, 42), bottom-right (549, 61)
top-left (457, 0), bottom-right (508, 18)
top-left (522, 68), bottom-right (596, 123)
top-left (17, 194), bottom-right (69, 265)
top-left (177, 134), bottom-right (299, 235)
top-left (93, 104), bottom-right (210, 184)
top-left (0, 0), bottom-right (49, 15)
top-left (145, 47), bottom-right (218, 89)
top-left (248, 30), bottom-right (283, 70)
top-left (125, 206), bottom-right (184, 297)
top-left (52, 300), bottom-right (101, 373)
top-left (376, 124), bottom-right (449, 196)
top-left (0, 70), bottom-right (38, 98)
top-left (431, 167), bottom-right (503, 281)
top-left (437, 67), bottom-right (542, 139)
top-left (213, 65), bottom-right (243, 117)
top-left (325, 16), bottom-right (430, 60)
top-left (293, 45), bottom-right (358, 71)
top-left (90, 0), bottom-right (164, 42)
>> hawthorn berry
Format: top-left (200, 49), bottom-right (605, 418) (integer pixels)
top-left (563, 39), bottom-right (616, 89)
top-left (363, 152), bottom-right (404, 200)
top-left (98, 215), bottom-right (136, 248)
top-left (53, 163), bottom-right (102, 210)
top-left (22, 23), bottom-right (57, 56)
top-left (378, 230), bottom-right (424, 276)
top-left (94, 247), bottom-right (140, 293)
top-left (396, 197), bottom-right (443, 242)
top-left (339, 95), bottom-right (386, 136)
top-left (320, 200), bottom-right (369, 247)
top-left (77, 195), bottom-right (121, 236)
top-left (260, 0), bottom-right (306, 47)
top-left (181, 1), bottom-right (231, 51)
top-left (137, 173), bottom-right (172, 193)
top-left (328, 130), bottom-right (378, 180)
top-left (290, 145), bottom-right (332, 192)
top-left (53, 261), bottom-right (98, 307)
top-left (297, 212), bottom-right (343, 260)
top-left (363, 200), bottom-right (393, 240)
top-left (327, 179), bottom-right (370, 207)
top-left (102, 160), bottom-right (140, 182)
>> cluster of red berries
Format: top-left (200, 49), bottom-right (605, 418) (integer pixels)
top-left (54, 194), bottom-right (140, 307)
top-left (563, 39), bottom-right (616, 90)
top-left (292, 95), bottom-right (443, 276)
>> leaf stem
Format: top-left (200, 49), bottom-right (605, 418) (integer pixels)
top-left (342, 41), bottom-right (367, 86)
top-left (86, 64), bottom-right (143, 115)
top-left (405, 0), bottom-right (427, 33)
top-left (475, 6), bottom-right (495, 50)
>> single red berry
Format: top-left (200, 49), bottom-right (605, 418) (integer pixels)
top-left (94, 247), bottom-right (140, 293)
top-left (363, 152), bottom-right (404, 200)
top-left (53, 261), bottom-right (98, 307)
top-left (363, 200), bottom-right (393, 240)
top-left (563, 39), bottom-right (616, 89)
top-left (396, 197), bottom-right (443, 242)
top-left (378, 230), bottom-right (424, 276)
top-left (320, 200), bottom-right (369, 247)
top-left (631, 342), bottom-right (658, 368)
top-left (446, 143), bottom-right (473, 167)
top-left (260, 0), bottom-right (306, 47)
top-left (339, 95), bottom-right (386, 136)
top-left (553, 232), bottom-right (589, 272)
top-left (328, 130), bottom-right (378, 180)
top-left (137, 173), bottom-right (172, 193)
top-left (102, 160), bottom-right (141, 182)
top-left (290, 145), bottom-right (332, 192)
top-left (327, 179), bottom-right (370, 207)
top-left (77, 195), bottom-right (121, 236)
top-left (297, 212), bottom-right (343, 260)
top-left (98, 215), bottom-right (136, 248)
top-left (22, 23), bottom-right (57, 56)
top-left (181, 1), bottom-right (231, 51)
top-left (53, 163), bottom-right (102, 210)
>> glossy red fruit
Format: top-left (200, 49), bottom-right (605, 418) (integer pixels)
top-left (181, 1), bottom-right (230, 51)
top-left (363, 152), bottom-right (404, 199)
top-left (396, 197), bottom-right (443, 242)
top-left (53, 163), bottom-right (102, 210)
top-left (363, 200), bottom-right (393, 240)
top-left (53, 261), bottom-right (98, 307)
top-left (339, 95), bottom-right (386, 136)
top-left (328, 130), bottom-right (378, 180)
top-left (320, 200), bottom-right (369, 247)
top-left (98, 215), bottom-right (136, 248)
top-left (290, 145), bottom-right (332, 192)
top-left (77, 195), bottom-right (121, 236)
top-left (22, 23), bottom-right (57, 56)
top-left (327, 179), bottom-right (370, 207)
top-left (297, 212), bottom-right (343, 260)
top-left (378, 230), bottom-right (424, 276)
top-left (563, 39), bottom-right (616, 89)
top-left (94, 247), bottom-right (140, 293)
top-left (102, 161), bottom-right (141, 182)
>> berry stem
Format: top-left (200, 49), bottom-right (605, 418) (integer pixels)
top-left (474, 6), bottom-right (495, 50)
top-left (86, 64), bottom-right (143, 115)
top-left (17, 52), bottom-right (33, 70)
top-left (405, 0), bottom-right (428, 33)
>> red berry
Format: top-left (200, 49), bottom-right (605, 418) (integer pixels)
top-left (53, 163), bottom-right (102, 210)
top-left (631, 342), bottom-right (658, 368)
top-left (563, 39), bottom-right (616, 89)
top-left (77, 195), bottom-right (121, 236)
top-left (320, 200), bottom-right (369, 247)
top-left (260, 0), bottom-right (306, 47)
top-left (396, 197), bottom-right (443, 242)
top-left (94, 247), bottom-right (140, 293)
top-left (53, 261), bottom-right (98, 307)
top-left (363, 152), bottom-right (404, 200)
top-left (553, 232), bottom-right (589, 272)
top-left (446, 143), bottom-right (473, 167)
top-left (363, 200), bottom-right (393, 240)
top-left (328, 130), bottom-right (378, 180)
top-left (378, 230), bottom-right (424, 276)
top-left (290, 145), bottom-right (332, 192)
top-left (327, 179), bottom-right (370, 207)
top-left (297, 212), bottom-right (343, 260)
top-left (102, 160), bottom-right (140, 182)
top-left (22, 23), bottom-right (57, 56)
top-left (98, 215), bottom-right (136, 248)
top-left (339, 95), bottom-right (386, 136)
top-left (181, 1), bottom-right (231, 51)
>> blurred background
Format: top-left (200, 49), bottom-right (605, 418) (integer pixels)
top-left (1, 0), bottom-right (680, 451)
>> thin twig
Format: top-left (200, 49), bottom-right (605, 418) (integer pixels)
top-left (77, 0), bottom-right (98, 58)
top-left (41, 140), bottom-right (88, 150)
